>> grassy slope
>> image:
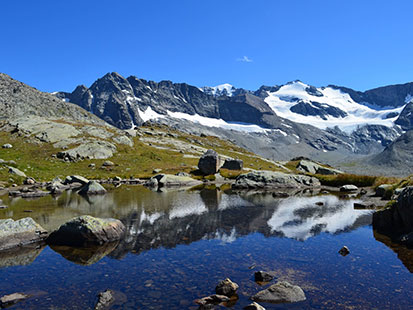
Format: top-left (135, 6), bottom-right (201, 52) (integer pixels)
top-left (0, 124), bottom-right (284, 186)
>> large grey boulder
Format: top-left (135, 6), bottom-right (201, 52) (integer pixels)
top-left (8, 166), bottom-right (26, 178)
top-left (373, 186), bottom-right (413, 244)
top-left (222, 158), bottom-right (243, 170)
top-left (0, 218), bottom-right (48, 251)
top-left (57, 140), bottom-right (117, 161)
top-left (251, 281), bottom-right (306, 303)
top-left (47, 215), bottom-right (125, 246)
top-left (146, 174), bottom-right (202, 188)
top-left (297, 160), bottom-right (342, 175)
top-left (78, 181), bottom-right (107, 195)
top-left (198, 149), bottom-right (223, 175)
top-left (233, 171), bottom-right (320, 189)
top-left (65, 175), bottom-right (89, 185)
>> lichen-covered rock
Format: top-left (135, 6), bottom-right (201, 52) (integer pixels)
top-left (198, 149), bottom-right (223, 175)
top-left (0, 218), bottom-right (48, 251)
top-left (215, 278), bottom-right (239, 297)
top-left (78, 181), bottom-right (107, 195)
top-left (251, 281), bottom-right (306, 303)
top-left (233, 171), bottom-right (320, 189)
top-left (47, 215), bottom-right (125, 246)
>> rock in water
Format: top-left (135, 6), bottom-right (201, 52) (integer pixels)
top-left (95, 290), bottom-right (115, 310)
top-left (222, 158), bottom-right (243, 170)
top-left (195, 294), bottom-right (230, 306)
top-left (146, 174), bottom-right (202, 188)
top-left (251, 281), bottom-right (306, 303)
top-left (244, 302), bottom-right (266, 310)
top-left (233, 171), bottom-right (320, 189)
top-left (198, 149), bottom-right (223, 175)
top-left (254, 271), bottom-right (275, 282)
top-left (8, 166), bottom-right (26, 178)
top-left (0, 293), bottom-right (28, 308)
top-left (78, 181), bottom-right (107, 195)
top-left (47, 215), bottom-right (125, 246)
top-left (0, 218), bottom-right (48, 251)
top-left (339, 246), bottom-right (350, 256)
top-left (215, 278), bottom-right (239, 297)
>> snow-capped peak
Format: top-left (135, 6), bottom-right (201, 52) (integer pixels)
top-left (200, 83), bottom-right (236, 97)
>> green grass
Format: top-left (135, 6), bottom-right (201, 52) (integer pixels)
top-left (315, 173), bottom-right (378, 187)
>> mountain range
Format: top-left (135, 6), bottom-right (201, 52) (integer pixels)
top-left (1, 71), bottom-right (413, 175)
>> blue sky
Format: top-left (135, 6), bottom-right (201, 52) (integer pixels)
top-left (1, 0), bottom-right (413, 92)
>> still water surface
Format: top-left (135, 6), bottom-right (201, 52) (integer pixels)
top-left (0, 186), bottom-right (412, 309)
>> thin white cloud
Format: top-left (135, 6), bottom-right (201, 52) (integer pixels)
top-left (237, 56), bottom-right (253, 63)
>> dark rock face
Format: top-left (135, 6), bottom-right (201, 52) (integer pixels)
top-left (222, 158), bottom-right (243, 170)
top-left (251, 281), bottom-right (306, 303)
top-left (198, 149), bottom-right (223, 175)
top-left (47, 215), bottom-right (125, 246)
top-left (396, 103), bottom-right (413, 130)
top-left (290, 100), bottom-right (347, 120)
top-left (305, 85), bottom-right (323, 97)
top-left (0, 218), bottom-right (48, 251)
top-left (330, 82), bottom-right (413, 108)
top-left (254, 271), bottom-right (275, 282)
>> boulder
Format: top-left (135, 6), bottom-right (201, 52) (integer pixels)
top-left (57, 141), bottom-right (116, 161)
top-left (251, 281), bottom-right (306, 304)
top-left (373, 186), bottom-right (413, 243)
top-left (94, 290), bottom-right (115, 310)
top-left (23, 177), bottom-right (36, 185)
top-left (198, 149), bottom-right (223, 175)
top-left (244, 302), bottom-right (266, 310)
top-left (0, 293), bottom-right (28, 308)
top-left (0, 218), bottom-right (48, 251)
top-left (2, 143), bottom-right (13, 149)
top-left (8, 166), bottom-right (26, 178)
top-left (152, 168), bottom-right (162, 174)
top-left (78, 181), bottom-right (107, 195)
top-left (297, 160), bottom-right (342, 175)
top-left (340, 184), bottom-right (358, 192)
top-left (195, 294), bottom-right (230, 306)
top-left (222, 158), bottom-right (243, 171)
top-left (146, 174), bottom-right (202, 188)
top-left (338, 246), bottom-right (350, 256)
top-left (233, 171), bottom-right (320, 189)
top-left (47, 215), bottom-right (125, 246)
top-left (64, 175), bottom-right (89, 185)
top-left (102, 160), bottom-right (115, 167)
top-left (254, 271), bottom-right (275, 282)
top-left (215, 278), bottom-right (239, 297)
top-left (375, 184), bottom-right (393, 198)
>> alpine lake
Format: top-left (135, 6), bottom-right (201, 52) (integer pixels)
top-left (1, 184), bottom-right (413, 310)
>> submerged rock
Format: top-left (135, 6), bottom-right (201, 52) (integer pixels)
top-left (233, 171), bottom-right (320, 189)
top-left (198, 149), bottom-right (223, 175)
top-left (0, 218), bottom-right (48, 251)
top-left (47, 215), bottom-right (125, 246)
top-left (215, 278), bottom-right (239, 297)
top-left (78, 181), bottom-right (107, 195)
top-left (94, 289), bottom-right (115, 310)
top-left (0, 293), bottom-right (28, 308)
top-left (195, 294), bottom-right (230, 306)
top-left (244, 302), bottom-right (266, 310)
top-left (251, 281), bottom-right (306, 303)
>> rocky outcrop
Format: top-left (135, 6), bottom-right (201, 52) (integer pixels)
top-left (57, 140), bottom-right (117, 161)
top-left (251, 281), bottom-right (306, 303)
top-left (146, 174), bottom-right (202, 188)
top-left (297, 160), bottom-right (342, 175)
top-left (233, 171), bottom-right (320, 189)
top-left (8, 166), bottom-right (26, 177)
top-left (198, 149), bottom-right (223, 175)
top-left (0, 218), bottom-right (48, 251)
top-left (47, 215), bottom-right (125, 246)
